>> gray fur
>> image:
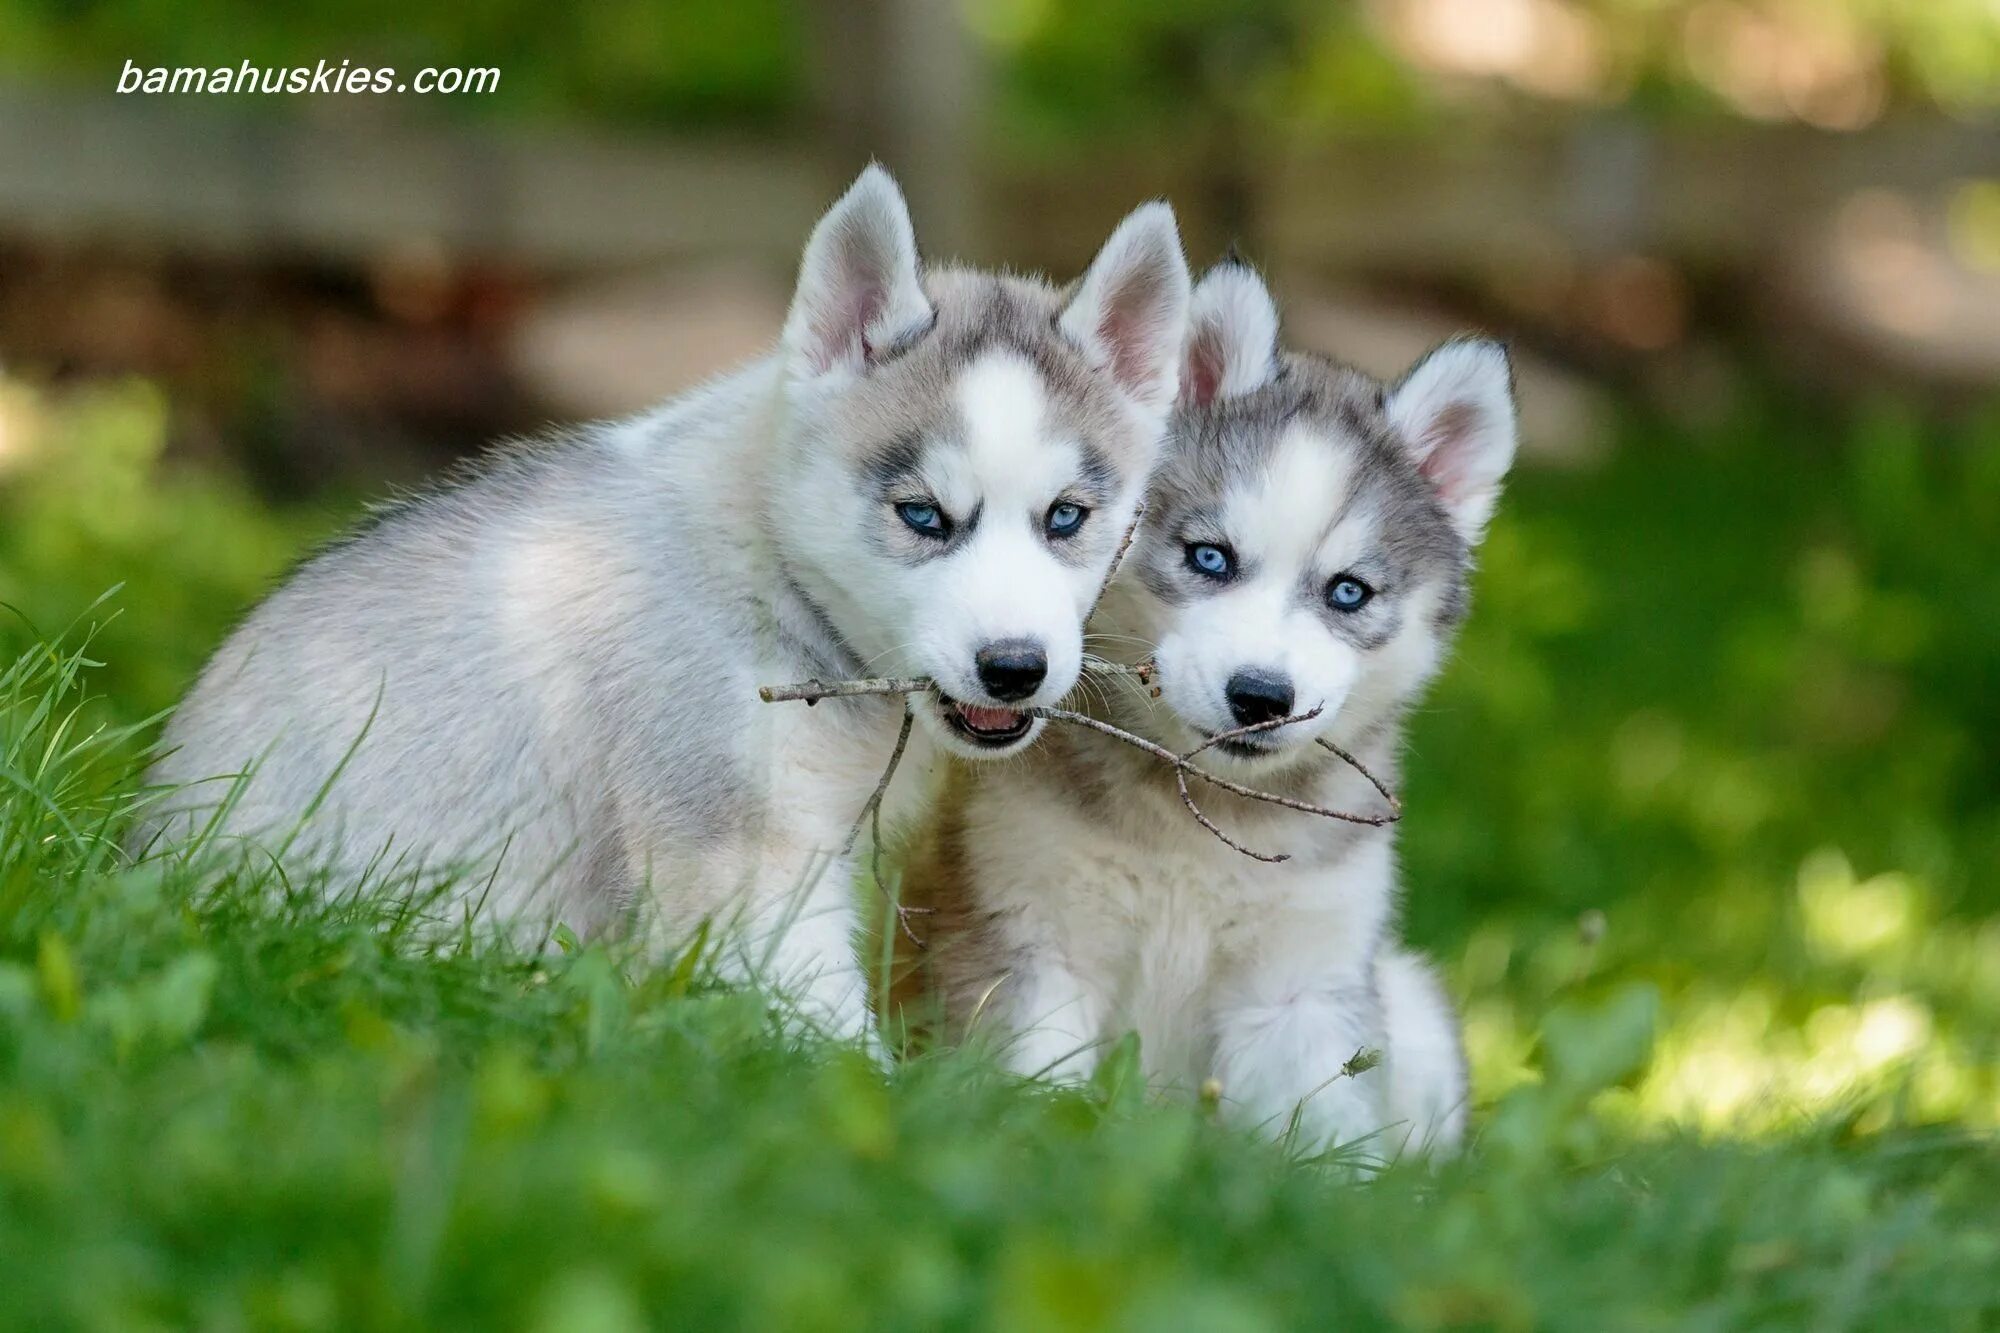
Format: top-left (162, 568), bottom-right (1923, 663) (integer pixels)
top-left (138, 169), bottom-right (1193, 1046)
top-left (1135, 354), bottom-right (1470, 633)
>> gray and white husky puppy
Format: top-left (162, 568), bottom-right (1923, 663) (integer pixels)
top-left (141, 166), bottom-right (1193, 1042)
top-left (898, 261), bottom-right (1517, 1157)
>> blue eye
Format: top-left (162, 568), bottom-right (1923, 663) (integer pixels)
top-left (897, 501), bottom-right (947, 537)
top-left (1328, 575), bottom-right (1373, 611)
top-left (1045, 502), bottom-right (1087, 538)
top-left (1186, 543), bottom-right (1233, 579)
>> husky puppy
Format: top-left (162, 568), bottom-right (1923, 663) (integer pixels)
top-left (141, 166), bottom-right (1192, 1042)
top-left (897, 261), bottom-right (1517, 1157)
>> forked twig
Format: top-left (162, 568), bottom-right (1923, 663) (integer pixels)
top-left (1029, 703), bottom-right (1397, 862)
top-left (1177, 709), bottom-right (1330, 863)
top-left (1071, 660), bottom-right (1399, 821)
top-left (1078, 664), bottom-right (1397, 818)
top-left (839, 702), bottom-right (931, 949)
top-left (1316, 738), bottom-right (1402, 816)
top-left (1080, 658), bottom-right (1160, 697)
top-left (776, 508), bottom-right (1156, 945)
top-left (760, 661), bottom-right (1158, 708)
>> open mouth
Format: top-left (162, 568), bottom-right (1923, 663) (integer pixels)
top-left (940, 696), bottom-right (1034, 748)
top-left (1210, 735), bottom-right (1278, 759)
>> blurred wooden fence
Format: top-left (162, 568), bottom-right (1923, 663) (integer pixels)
top-left (0, 86), bottom-right (828, 271)
top-left (6, 84), bottom-right (1998, 281)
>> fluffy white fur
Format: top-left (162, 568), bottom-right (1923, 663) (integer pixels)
top-left (1182, 260), bottom-right (1280, 406)
top-left (900, 266), bottom-right (1511, 1160)
top-left (141, 168), bottom-right (1193, 1053)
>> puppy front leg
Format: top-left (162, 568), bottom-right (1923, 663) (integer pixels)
top-left (996, 961), bottom-right (1105, 1083)
top-left (686, 846), bottom-right (876, 1049)
top-left (756, 876), bottom-right (874, 1044)
top-left (1210, 972), bottom-right (1391, 1163)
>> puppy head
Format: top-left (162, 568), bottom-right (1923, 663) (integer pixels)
top-left (773, 168), bottom-right (1191, 757)
top-left (1103, 262), bottom-right (1517, 774)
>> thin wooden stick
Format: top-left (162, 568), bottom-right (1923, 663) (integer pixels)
top-left (1316, 738), bottom-right (1402, 815)
top-left (1174, 767), bottom-right (1284, 862)
top-left (839, 702), bottom-right (931, 948)
top-left (1085, 500), bottom-right (1147, 621)
top-left (841, 703), bottom-right (915, 858)
top-left (1082, 659), bottom-right (1158, 697)
top-left (760, 677), bottom-right (933, 705)
top-left (1181, 706), bottom-right (1328, 764)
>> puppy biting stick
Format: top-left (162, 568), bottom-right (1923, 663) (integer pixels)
top-left (759, 673), bottom-right (1401, 863)
top-left (757, 507), bottom-right (1150, 710)
top-left (760, 507), bottom-right (1151, 946)
top-left (756, 505), bottom-right (1403, 938)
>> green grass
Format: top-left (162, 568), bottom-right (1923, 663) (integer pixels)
top-left (2, 378), bottom-right (1998, 1329)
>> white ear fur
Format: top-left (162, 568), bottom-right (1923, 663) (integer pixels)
top-left (1386, 339), bottom-right (1518, 541)
top-left (782, 165), bottom-right (934, 376)
top-left (1058, 202), bottom-right (1192, 412)
top-left (1183, 261), bottom-right (1280, 407)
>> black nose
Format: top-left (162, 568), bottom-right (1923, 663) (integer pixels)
top-left (1226, 669), bottom-right (1295, 727)
top-left (974, 639), bottom-right (1048, 702)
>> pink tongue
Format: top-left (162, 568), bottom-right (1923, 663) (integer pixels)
top-left (957, 704), bottom-right (1021, 732)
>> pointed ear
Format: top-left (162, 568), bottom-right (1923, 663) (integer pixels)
top-left (782, 165), bottom-right (934, 376)
top-left (1182, 260), bottom-right (1280, 408)
top-left (1058, 202), bottom-right (1192, 413)
top-left (1387, 338), bottom-right (1518, 542)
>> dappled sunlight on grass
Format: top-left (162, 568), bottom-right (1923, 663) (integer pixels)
top-left (1797, 847), bottom-right (1922, 961)
top-left (1455, 842), bottom-right (2000, 1136)
top-left (1405, 403), bottom-right (2000, 1152)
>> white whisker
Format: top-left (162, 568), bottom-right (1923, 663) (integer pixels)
top-left (855, 640), bottom-right (925, 675)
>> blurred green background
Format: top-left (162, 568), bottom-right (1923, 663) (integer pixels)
top-left (1, 2), bottom-right (1998, 1325)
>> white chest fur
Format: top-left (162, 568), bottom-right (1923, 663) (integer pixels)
top-left (957, 772), bottom-right (1396, 1090)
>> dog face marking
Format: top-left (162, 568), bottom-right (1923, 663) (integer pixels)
top-left (1114, 265), bottom-right (1517, 774)
top-left (774, 172), bottom-right (1191, 758)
